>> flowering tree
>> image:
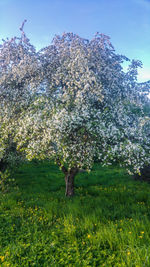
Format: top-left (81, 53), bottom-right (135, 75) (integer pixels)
top-left (1, 23), bottom-right (150, 196)
top-left (0, 20), bottom-right (38, 173)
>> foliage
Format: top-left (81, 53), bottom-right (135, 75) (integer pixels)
top-left (0, 161), bottom-right (150, 266)
top-left (0, 22), bottom-right (150, 194)
top-left (13, 30), bottom-right (150, 175)
top-left (0, 109), bottom-right (25, 192)
top-left (0, 169), bottom-right (16, 193)
top-left (134, 164), bottom-right (150, 182)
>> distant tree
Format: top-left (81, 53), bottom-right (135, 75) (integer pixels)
top-left (1, 22), bottom-right (150, 196)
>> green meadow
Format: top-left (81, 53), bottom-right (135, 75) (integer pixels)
top-left (0, 161), bottom-right (150, 266)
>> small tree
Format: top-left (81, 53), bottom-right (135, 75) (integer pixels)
top-left (1, 23), bottom-right (150, 196)
top-left (0, 109), bottom-right (25, 191)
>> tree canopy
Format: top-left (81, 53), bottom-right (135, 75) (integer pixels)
top-left (0, 22), bottom-right (150, 196)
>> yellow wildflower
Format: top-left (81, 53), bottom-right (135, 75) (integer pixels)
top-left (0, 256), bottom-right (4, 262)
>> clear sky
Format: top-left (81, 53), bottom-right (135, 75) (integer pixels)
top-left (0, 0), bottom-right (150, 82)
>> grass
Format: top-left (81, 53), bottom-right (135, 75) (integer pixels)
top-left (0, 161), bottom-right (150, 266)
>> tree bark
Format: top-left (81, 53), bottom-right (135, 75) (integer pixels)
top-left (56, 159), bottom-right (78, 197)
top-left (64, 167), bottom-right (78, 197)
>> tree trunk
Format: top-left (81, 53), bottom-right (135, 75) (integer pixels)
top-left (65, 167), bottom-right (78, 197)
top-left (56, 160), bottom-right (78, 197)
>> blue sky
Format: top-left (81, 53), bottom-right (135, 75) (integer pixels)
top-left (0, 0), bottom-right (150, 82)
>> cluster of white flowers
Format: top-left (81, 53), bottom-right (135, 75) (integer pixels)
top-left (0, 26), bottom-right (150, 177)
